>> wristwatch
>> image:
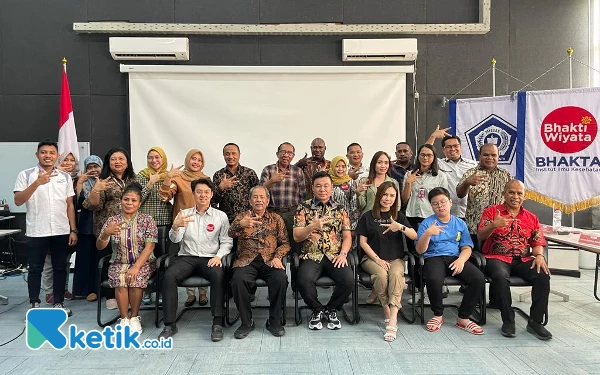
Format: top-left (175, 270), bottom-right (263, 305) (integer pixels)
top-left (70, 229), bottom-right (78, 234)
top-left (341, 251), bottom-right (349, 257)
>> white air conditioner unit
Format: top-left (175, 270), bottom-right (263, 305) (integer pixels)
top-left (342, 38), bottom-right (418, 62)
top-left (109, 37), bottom-right (189, 61)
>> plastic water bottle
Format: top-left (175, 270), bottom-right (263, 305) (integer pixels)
top-left (552, 209), bottom-right (562, 232)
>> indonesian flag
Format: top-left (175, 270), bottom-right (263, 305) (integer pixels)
top-left (58, 62), bottom-right (79, 162)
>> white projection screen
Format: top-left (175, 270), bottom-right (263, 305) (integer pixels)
top-left (125, 65), bottom-right (411, 176)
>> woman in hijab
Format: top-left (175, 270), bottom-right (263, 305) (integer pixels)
top-left (159, 148), bottom-right (210, 307)
top-left (329, 156), bottom-right (360, 231)
top-left (136, 146), bottom-right (173, 227)
top-left (73, 155), bottom-right (103, 301)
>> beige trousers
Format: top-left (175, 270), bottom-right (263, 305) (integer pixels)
top-left (361, 258), bottom-right (405, 308)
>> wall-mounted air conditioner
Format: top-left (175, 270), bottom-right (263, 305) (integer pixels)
top-left (109, 37), bottom-right (189, 61)
top-left (342, 38), bottom-right (418, 62)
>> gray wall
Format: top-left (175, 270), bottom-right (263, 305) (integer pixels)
top-left (0, 0), bottom-right (593, 227)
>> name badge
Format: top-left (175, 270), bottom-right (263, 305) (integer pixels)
top-left (206, 224), bottom-right (215, 232)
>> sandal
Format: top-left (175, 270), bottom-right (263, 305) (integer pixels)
top-left (426, 316), bottom-right (443, 332)
top-left (384, 326), bottom-right (397, 342)
top-left (456, 320), bottom-right (484, 335)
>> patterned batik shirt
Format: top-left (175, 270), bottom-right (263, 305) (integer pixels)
top-left (293, 199), bottom-right (351, 262)
top-left (479, 204), bottom-right (547, 264)
top-left (228, 210), bottom-right (290, 268)
top-left (136, 173), bottom-right (173, 227)
top-left (212, 165), bottom-right (259, 223)
top-left (459, 166), bottom-right (512, 234)
top-left (331, 180), bottom-right (359, 230)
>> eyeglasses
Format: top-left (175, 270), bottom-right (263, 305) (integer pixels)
top-left (431, 199), bottom-right (449, 208)
top-left (443, 144), bottom-right (460, 149)
top-left (278, 150), bottom-right (295, 156)
top-left (419, 153), bottom-right (434, 158)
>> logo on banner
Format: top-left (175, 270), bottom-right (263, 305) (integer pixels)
top-left (465, 114), bottom-right (517, 164)
top-left (541, 106), bottom-right (597, 153)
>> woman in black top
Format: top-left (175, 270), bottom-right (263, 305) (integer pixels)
top-left (357, 181), bottom-right (417, 342)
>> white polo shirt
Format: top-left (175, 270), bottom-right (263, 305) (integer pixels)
top-left (14, 166), bottom-right (74, 237)
top-left (438, 157), bottom-right (478, 218)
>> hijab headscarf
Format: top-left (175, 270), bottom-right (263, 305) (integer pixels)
top-left (329, 156), bottom-right (353, 185)
top-left (58, 152), bottom-right (80, 180)
top-left (180, 149), bottom-right (208, 182)
top-left (139, 146), bottom-right (168, 182)
top-left (81, 155), bottom-right (103, 198)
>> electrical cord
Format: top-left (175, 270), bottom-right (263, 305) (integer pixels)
top-left (0, 298), bottom-right (28, 346)
top-left (0, 327), bottom-right (25, 347)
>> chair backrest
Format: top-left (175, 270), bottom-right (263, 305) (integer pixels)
top-left (154, 225), bottom-right (171, 258)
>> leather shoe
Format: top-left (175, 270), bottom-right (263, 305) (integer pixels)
top-left (184, 295), bottom-right (196, 307)
top-left (526, 320), bottom-right (552, 340)
top-left (158, 324), bottom-right (178, 339)
top-left (211, 324), bottom-right (224, 342)
top-left (266, 319), bottom-right (285, 337)
top-left (234, 321), bottom-right (255, 339)
top-left (500, 322), bottom-right (516, 337)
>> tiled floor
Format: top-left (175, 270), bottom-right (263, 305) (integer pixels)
top-left (1, 269), bottom-right (600, 374)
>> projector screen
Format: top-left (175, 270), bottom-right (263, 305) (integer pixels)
top-left (126, 65), bottom-right (411, 177)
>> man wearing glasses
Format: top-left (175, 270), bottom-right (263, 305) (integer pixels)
top-left (426, 126), bottom-right (477, 222)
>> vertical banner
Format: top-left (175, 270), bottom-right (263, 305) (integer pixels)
top-left (450, 95), bottom-right (518, 177)
top-left (519, 88), bottom-right (600, 213)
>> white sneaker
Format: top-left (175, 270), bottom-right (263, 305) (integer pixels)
top-left (129, 316), bottom-right (143, 333)
top-left (106, 298), bottom-right (118, 310)
top-left (117, 317), bottom-right (130, 327)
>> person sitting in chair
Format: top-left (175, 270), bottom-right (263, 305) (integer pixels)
top-left (477, 179), bottom-right (552, 340)
top-left (229, 185), bottom-right (290, 339)
top-left (293, 171), bottom-right (353, 331)
top-left (158, 178), bottom-right (233, 342)
top-left (415, 187), bottom-right (485, 335)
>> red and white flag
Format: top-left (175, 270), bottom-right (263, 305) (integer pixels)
top-left (58, 61), bottom-right (79, 162)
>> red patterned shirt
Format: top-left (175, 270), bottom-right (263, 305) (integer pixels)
top-left (479, 204), bottom-right (547, 264)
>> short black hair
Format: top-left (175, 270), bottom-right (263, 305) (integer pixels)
top-left (346, 142), bottom-right (362, 152)
top-left (123, 182), bottom-right (143, 199)
top-left (191, 177), bottom-right (215, 192)
top-left (223, 143), bottom-right (240, 152)
top-left (312, 171), bottom-right (332, 185)
top-left (396, 141), bottom-right (412, 149)
top-left (277, 142), bottom-right (295, 153)
top-left (428, 187), bottom-right (451, 202)
top-left (441, 135), bottom-right (461, 147)
top-left (37, 140), bottom-right (58, 152)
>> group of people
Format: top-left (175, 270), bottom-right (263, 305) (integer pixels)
top-left (15, 129), bottom-right (553, 343)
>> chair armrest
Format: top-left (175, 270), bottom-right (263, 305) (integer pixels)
top-left (222, 252), bottom-right (234, 268)
top-left (470, 251), bottom-right (486, 269)
top-left (293, 252), bottom-right (300, 268)
top-left (155, 253), bottom-right (172, 270)
top-left (97, 254), bottom-right (111, 270)
top-left (405, 252), bottom-right (416, 267)
top-left (347, 251), bottom-right (357, 267)
top-left (417, 253), bottom-right (425, 267)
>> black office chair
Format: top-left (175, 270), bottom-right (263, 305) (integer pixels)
top-left (96, 225), bottom-right (171, 328)
top-left (225, 253), bottom-right (289, 326)
top-left (157, 249), bottom-right (236, 325)
top-left (415, 252), bottom-right (486, 325)
top-left (292, 251), bottom-right (357, 326)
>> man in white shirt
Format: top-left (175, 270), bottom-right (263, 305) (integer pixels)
top-left (159, 178), bottom-right (233, 342)
top-left (426, 127), bottom-right (478, 220)
top-left (346, 142), bottom-right (369, 180)
top-left (14, 140), bottom-right (78, 316)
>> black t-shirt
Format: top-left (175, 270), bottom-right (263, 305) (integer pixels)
top-left (356, 210), bottom-right (412, 261)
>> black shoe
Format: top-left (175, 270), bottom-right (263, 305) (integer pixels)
top-left (266, 319), bottom-right (285, 337)
top-left (325, 309), bottom-right (341, 330)
top-left (158, 324), bottom-right (178, 339)
top-left (211, 324), bottom-right (224, 342)
top-left (184, 296), bottom-right (196, 307)
top-left (500, 322), bottom-right (516, 338)
top-left (198, 294), bottom-right (208, 306)
top-left (234, 321), bottom-right (255, 339)
top-left (526, 320), bottom-right (552, 340)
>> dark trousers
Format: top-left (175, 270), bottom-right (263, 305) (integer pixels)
top-left (27, 235), bottom-right (68, 304)
top-left (423, 255), bottom-right (485, 318)
top-left (162, 256), bottom-right (224, 324)
top-left (231, 256), bottom-right (288, 327)
top-left (297, 257), bottom-right (353, 311)
top-left (486, 258), bottom-right (550, 324)
top-left (72, 234), bottom-right (96, 297)
top-left (274, 209), bottom-right (298, 291)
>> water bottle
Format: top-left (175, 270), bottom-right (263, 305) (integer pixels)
top-left (552, 209), bottom-right (562, 232)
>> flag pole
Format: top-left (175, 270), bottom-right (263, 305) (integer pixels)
top-left (567, 47), bottom-right (573, 89)
top-left (491, 58), bottom-right (496, 97)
